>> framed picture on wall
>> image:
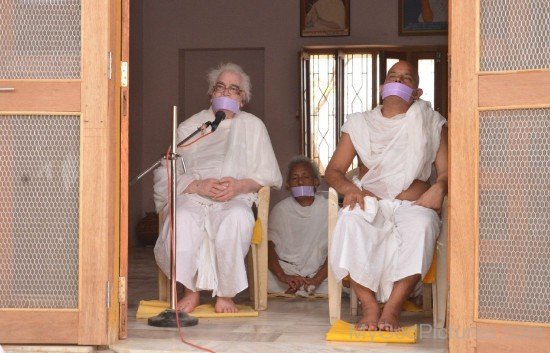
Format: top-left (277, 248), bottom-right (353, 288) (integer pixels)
top-left (398, 0), bottom-right (448, 36)
top-left (300, 0), bottom-right (350, 37)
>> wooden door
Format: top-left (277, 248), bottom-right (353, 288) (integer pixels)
top-left (0, 0), bottom-right (119, 344)
top-left (449, 1), bottom-right (550, 352)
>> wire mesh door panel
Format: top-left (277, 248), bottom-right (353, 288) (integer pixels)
top-left (0, 0), bottom-right (81, 79)
top-left (0, 115), bottom-right (80, 309)
top-left (478, 108), bottom-right (549, 325)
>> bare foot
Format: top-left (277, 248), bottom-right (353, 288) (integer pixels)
top-left (176, 289), bottom-right (200, 313)
top-left (215, 297), bottom-right (238, 313)
top-left (377, 274), bottom-right (420, 331)
top-left (378, 305), bottom-right (401, 331)
top-left (355, 301), bottom-right (380, 331)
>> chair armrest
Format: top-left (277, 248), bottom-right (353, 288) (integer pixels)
top-left (253, 186), bottom-right (270, 311)
top-left (257, 186), bottom-right (271, 227)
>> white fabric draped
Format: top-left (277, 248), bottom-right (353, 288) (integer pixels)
top-left (331, 198), bottom-right (440, 302)
top-left (153, 109), bottom-right (282, 297)
top-left (267, 195), bottom-right (329, 294)
top-left (331, 100), bottom-right (446, 302)
top-left (342, 99), bottom-right (446, 200)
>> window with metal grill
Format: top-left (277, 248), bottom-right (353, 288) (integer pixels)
top-left (300, 46), bottom-right (447, 174)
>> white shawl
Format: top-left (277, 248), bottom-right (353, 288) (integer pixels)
top-left (342, 99), bottom-right (446, 199)
top-left (268, 195), bottom-right (328, 277)
top-left (153, 109), bottom-right (282, 212)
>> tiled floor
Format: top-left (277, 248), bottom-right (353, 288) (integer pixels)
top-left (109, 246), bottom-right (448, 353)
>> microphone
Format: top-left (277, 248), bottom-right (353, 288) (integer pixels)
top-left (211, 111), bottom-right (226, 132)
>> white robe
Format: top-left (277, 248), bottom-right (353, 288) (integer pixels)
top-left (330, 100), bottom-right (446, 302)
top-left (267, 195), bottom-right (329, 295)
top-left (153, 109), bottom-right (282, 297)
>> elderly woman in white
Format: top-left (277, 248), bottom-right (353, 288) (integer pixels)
top-left (153, 63), bottom-right (282, 313)
top-left (267, 156), bottom-right (329, 297)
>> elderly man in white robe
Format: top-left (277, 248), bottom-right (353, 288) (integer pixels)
top-left (153, 63), bottom-right (282, 313)
top-left (326, 61), bottom-right (448, 331)
top-left (267, 156), bottom-right (328, 297)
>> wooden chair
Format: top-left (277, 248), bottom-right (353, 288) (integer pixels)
top-left (327, 187), bottom-right (448, 328)
top-left (157, 186), bottom-right (271, 311)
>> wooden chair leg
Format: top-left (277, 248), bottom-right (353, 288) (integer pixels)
top-left (246, 250), bottom-right (255, 303)
top-left (255, 186), bottom-right (270, 311)
top-left (328, 268), bottom-right (342, 324)
top-left (423, 283), bottom-right (433, 317)
top-left (255, 241), bottom-right (268, 311)
top-left (158, 267), bottom-right (170, 303)
top-left (251, 245), bottom-right (260, 310)
top-left (327, 187), bottom-right (341, 324)
top-left (432, 281), bottom-right (438, 328)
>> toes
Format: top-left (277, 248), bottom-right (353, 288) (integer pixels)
top-left (355, 322), bottom-right (378, 331)
top-left (378, 321), bottom-right (401, 332)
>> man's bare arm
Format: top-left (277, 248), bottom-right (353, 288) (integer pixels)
top-left (414, 126), bottom-right (448, 211)
top-left (325, 133), bottom-right (365, 209)
top-left (268, 241), bottom-right (307, 293)
top-left (306, 258), bottom-right (328, 288)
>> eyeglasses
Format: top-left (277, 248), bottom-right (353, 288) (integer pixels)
top-left (212, 82), bottom-right (242, 96)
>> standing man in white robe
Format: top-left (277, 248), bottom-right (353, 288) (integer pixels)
top-left (267, 156), bottom-right (328, 296)
top-left (326, 61), bottom-right (448, 331)
top-left (153, 63), bottom-right (282, 313)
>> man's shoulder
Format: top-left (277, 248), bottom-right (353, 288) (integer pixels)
top-left (342, 110), bottom-right (377, 132)
top-left (237, 111), bottom-right (262, 123)
top-left (180, 109), bottom-right (211, 127)
top-left (415, 99), bottom-right (446, 122)
top-left (236, 111), bottom-right (268, 131)
top-left (346, 111), bottom-right (368, 120)
top-left (315, 193), bottom-right (329, 204)
top-left (313, 194), bottom-right (329, 212)
top-left (272, 196), bottom-right (295, 211)
top-left (346, 108), bottom-right (379, 122)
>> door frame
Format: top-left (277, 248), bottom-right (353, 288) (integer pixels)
top-left (449, 1), bottom-right (550, 353)
top-left (118, 0), bottom-right (130, 340)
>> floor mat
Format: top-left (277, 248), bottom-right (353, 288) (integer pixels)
top-left (326, 320), bottom-right (417, 343)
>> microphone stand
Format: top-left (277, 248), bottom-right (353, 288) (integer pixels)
top-left (129, 122), bottom-right (211, 187)
top-left (131, 106), bottom-right (199, 327)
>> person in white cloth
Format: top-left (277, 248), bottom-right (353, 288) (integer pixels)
top-left (325, 61), bottom-right (448, 331)
top-left (267, 156), bottom-right (328, 297)
top-left (152, 63), bottom-right (282, 313)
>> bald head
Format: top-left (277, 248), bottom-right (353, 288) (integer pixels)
top-left (385, 61), bottom-right (420, 88)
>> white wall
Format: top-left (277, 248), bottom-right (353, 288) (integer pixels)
top-left (129, 0), bottom-right (447, 245)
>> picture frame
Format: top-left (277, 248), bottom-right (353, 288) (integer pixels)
top-left (300, 0), bottom-right (350, 37)
top-left (398, 0), bottom-right (448, 36)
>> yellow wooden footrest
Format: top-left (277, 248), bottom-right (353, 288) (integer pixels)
top-left (136, 300), bottom-right (170, 319)
top-left (136, 301), bottom-right (258, 319)
top-left (190, 304), bottom-right (258, 318)
top-left (381, 299), bottom-right (423, 313)
top-left (326, 320), bottom-right (417, 343)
